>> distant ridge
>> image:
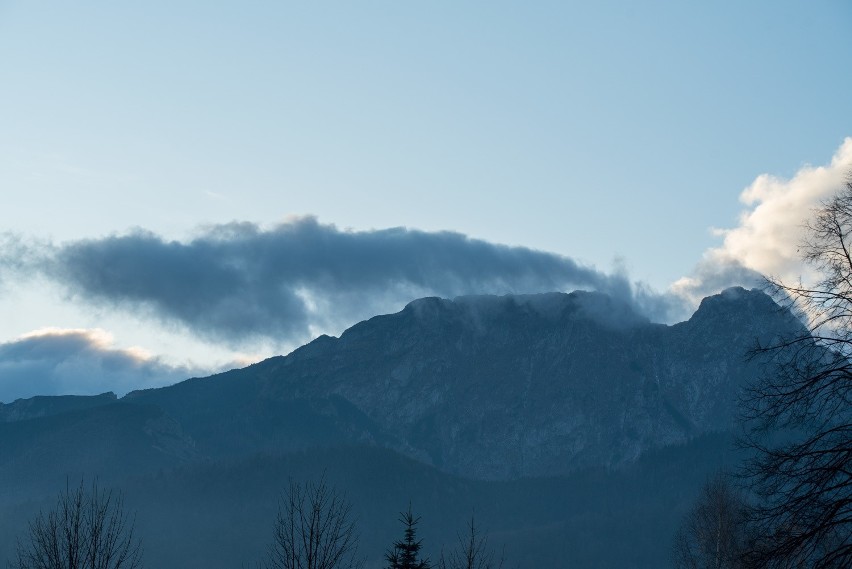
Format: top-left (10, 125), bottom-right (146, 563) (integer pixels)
top-left (0, 391), bottom-right (117, 423)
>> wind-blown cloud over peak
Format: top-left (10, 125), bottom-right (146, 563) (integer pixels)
top-left (673, 137), bottom-right (852, 303)
top-left (0, 328), bottom-right (205, 403)
top-left (21, 217), bottom-right (676, 346)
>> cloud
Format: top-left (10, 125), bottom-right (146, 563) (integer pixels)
top-left (670, 258), bottom-right (765, 307)
top-left (0, 328), bottom-right (207, 403)
top-left (10, 218), bottom-right (680, 346)
top-left (673, 137), bottom-right (852, 304)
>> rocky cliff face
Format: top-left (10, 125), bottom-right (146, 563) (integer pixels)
top-left (181, 286), bottom-right (800, 480)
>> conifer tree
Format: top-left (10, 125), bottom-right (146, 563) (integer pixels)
top-left (385, 506), bottom-right (431, 569)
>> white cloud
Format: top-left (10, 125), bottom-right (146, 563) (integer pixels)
top-left (672, 138), bottom-right (852, 304)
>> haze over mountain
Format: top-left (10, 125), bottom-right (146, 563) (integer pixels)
top-left (0, 286), bottom-right (804, 567)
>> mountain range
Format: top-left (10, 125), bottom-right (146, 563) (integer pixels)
top-left (0, 287), bottom-right (803, 568)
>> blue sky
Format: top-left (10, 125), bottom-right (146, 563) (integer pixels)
top-left (0, 1), bottom-right (851, 401)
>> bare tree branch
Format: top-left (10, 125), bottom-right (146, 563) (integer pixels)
top-left (438, 515), bottom-right (504, 569)
top-left (672, 472), bottom-right (749, 569)
top-left (263, 478), bottom-right (362, 569)
top-left (14, 480), bottom-right (143, 569)
top-left (741, 175), bottom-right (852, 569)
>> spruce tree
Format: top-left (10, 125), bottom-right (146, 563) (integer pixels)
top-left (385, 505), bottom-right (430, 569)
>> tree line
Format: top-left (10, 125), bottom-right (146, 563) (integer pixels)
top-left (11, 478), bottom-right (503, 569)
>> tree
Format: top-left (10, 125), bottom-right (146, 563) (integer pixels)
top-left (672, 472), bottom-right (749, 569)
top-left (438, 516), bottom-right (503, 569)
top-left (385, 506), bottom-right (430, 569)
top-left (263, 478), bottom-right (362, 569)
top-left (742, 176), bottom-right (852, 568)
top-left (14, 480), bottom-right (143, 569)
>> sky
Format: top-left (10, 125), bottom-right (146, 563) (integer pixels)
top-left (0, 1), bottom-right (851, 402)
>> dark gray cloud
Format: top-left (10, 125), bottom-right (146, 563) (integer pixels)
top-left (15, 217), bottom-right (685, 345)
top-left (0, 329), bottom-right (206, 403)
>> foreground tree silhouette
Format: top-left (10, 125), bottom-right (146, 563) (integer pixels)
top-left (742, 176), bottom-right (852, 568)
top-left (14, 480), bottom-right (143, 569)
top-left (263, 478), bottom-right (362, 569)
top-left (438, 516), bottom-right (503, 569)
top-left (385, 506), bottom-right (430, 569)
top-left (672, 473), bottom-right (748, 569)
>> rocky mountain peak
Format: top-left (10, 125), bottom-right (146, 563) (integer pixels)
top-left (686, 286), bottom-right (806, 339)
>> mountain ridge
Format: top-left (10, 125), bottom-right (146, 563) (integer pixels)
top-left (1, 287), bottom-right (802, 481)
top-left (114, 286), bottom-right (800, 479)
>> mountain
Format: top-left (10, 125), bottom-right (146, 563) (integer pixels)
top-left (0, 287), bottom-right (804, 568)
top-left (126, 286), bottom-right (802, 479)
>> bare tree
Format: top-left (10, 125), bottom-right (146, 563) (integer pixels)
top-left (263, 478), bottom-right (362, 569)
top-left (14, 480), bottom-right (143, 569)
top-left (741, 176), bottom-right (852, 568)
top-left (438, 516), bottom-right (503, 569)
top-left (672, 472), bottom-right (749, 569)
